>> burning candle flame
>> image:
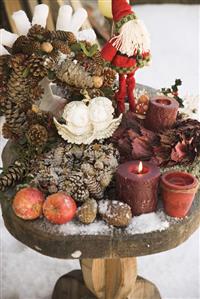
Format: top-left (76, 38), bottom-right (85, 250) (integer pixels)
top-left (138, 161), bottom-right (143, 174)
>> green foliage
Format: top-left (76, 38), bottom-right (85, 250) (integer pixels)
top-left (80, 42), bottom-right (98, 57)
top-left (161, 79), bottom-right (184, 108)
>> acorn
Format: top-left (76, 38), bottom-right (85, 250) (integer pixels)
top-left (138, 94), bottom-right (149, 104)
top-left (93, 76), bottom-right (103, 88)
top-left (77, 199), bottom-right (98, 224)
top-left (41, 42), bottom-right (53, 53)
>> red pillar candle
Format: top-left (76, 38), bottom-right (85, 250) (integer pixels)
top-left (161, 171), bottom-right (199, 218)
top-left (116, 161), bottom-right (160, 215)
top-left (144, 96), bottom-right (179, 132)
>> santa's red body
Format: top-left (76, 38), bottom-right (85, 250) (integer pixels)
top-left (101, 40), bottom-right (137, 73)
top-left (100, 0), bottom-right (151, 113)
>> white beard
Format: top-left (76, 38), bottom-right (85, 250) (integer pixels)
top-left (112, 19), bottom-right (151, 57)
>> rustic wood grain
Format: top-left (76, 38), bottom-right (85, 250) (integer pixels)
top-left (81, 258), bottom-right (138, 298)
top-left (52, 270), bottom-right (96, 299)
top-left (1, 187), bottom-right (200, 259)
top-left (51, 267), bottom-right (161, 299)
top-left (3, 0), bottom-right (22, 33)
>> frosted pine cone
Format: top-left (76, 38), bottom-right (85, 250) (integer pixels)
top-left (99, 200), bottom-right (132, 227)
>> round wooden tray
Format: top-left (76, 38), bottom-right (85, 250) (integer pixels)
top-left (1, 189), bottom-right (200, 259)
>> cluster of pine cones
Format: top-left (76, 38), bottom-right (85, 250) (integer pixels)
top-left (0, 25), bottom-right (78, 143)
top-left (29, 142), bottom-right (119, 202)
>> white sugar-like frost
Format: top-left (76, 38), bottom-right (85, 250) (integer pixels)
top-left (126, 211), bottom-right (169, 234)
top-left (37, 218), bottom-right (112, 236)
top-left (59, 220), bottom-right (112, 235)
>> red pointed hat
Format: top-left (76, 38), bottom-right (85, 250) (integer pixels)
top-left (112, 0), bottom-right (134, 22)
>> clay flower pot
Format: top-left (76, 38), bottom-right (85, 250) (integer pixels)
top-left (161, 171), bottom-right (199, 218)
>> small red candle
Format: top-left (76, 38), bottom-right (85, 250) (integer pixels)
top-left (145, 96), bottom-right (179, 132)
top-left (161, 171), bottom-right (199, 218)
top-left (116, 161), bottom-right (160, 215)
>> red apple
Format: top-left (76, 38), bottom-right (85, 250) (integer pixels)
top-left (12, 187), bottom-right (45, 220)
top-left (43, 192), bottom-right (77, 224)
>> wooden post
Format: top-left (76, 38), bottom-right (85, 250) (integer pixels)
top-left (81, 258), bottom-right (161, 299)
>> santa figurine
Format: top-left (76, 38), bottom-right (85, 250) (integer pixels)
top-left (101, 0), bottom-right (151, 114)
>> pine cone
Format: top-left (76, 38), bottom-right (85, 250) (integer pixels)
top-left (84, 176), bottom-right (104, 200)
top-left (0, 160), bottom-right (28, 191)
top-left (27, 25), bottom-right (48, 41)
top-left (29, 84), bottom-right (44, 102)
top-left (26, 124), bottom-right (48, 147)
top-left (99, 200), bottom-right (132, 227)
top-left (92, 51), bottom-right (104, 64)
top-left (12, 36), bottom-right (40, 55)
top-left (0, 55), bottom-right (10, 75)
top-left (3, 102), bottom-right (29, 137)
top-left (52, 40), bottom-right (71, 55)
top-left (61, 173), bottom-right (90, 202)
top-left (56, 60), bottom-right (96, 89)
top-left (77, 199), bottom-right (97, 224)
top-left (51, 31), bottom-right (76, 44)
top-left (28, 55), bottom-right (48, 78)
top-left (103, 68), bottom-right (116, 87)
top-left (7, 55), bottom-right (30, 105)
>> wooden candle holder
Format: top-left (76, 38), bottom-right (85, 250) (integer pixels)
top-left (144, 96), bottom-right (179, 132)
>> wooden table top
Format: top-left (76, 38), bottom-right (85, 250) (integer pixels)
top-left (1, 189), bottom-right (200, 259)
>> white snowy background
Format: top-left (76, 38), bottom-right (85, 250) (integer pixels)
top-left (0, 4), bottom-right (200, 299)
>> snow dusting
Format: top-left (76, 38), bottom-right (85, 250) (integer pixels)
top-left (126, 211), bottom-right (170, 235)
top-left (71, 250), bottom-right (82, 258)
top-left (58, 220), bottom-right (112, 236)
top-left (36, 211), bottom-right (172, 237)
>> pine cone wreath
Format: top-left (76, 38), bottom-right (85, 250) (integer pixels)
top-left (0, 160), bottom-right (28, 191)
top-left (26, 124), bottom-right (48, 148)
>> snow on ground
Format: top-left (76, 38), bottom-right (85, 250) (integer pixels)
top-left (0, 4), bottom-right (200, 299)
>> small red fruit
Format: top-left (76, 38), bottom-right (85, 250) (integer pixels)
top-left (12, 187), bottom-right (45, 220)
top-left (43, 192), bottom-right (77, 224)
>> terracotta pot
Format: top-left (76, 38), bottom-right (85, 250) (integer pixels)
top-left (161, 171), bottom-right (199, 218)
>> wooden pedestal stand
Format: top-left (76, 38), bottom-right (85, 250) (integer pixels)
top-left (52, 258), bottom-right (161, 299)
top-left (1, 189), bottom-right (200, 299)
